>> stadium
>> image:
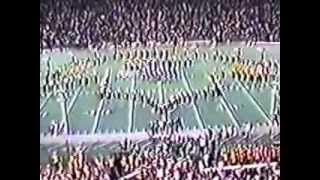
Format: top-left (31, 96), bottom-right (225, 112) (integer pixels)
top-left (40, 0), bottom-right (280, 179)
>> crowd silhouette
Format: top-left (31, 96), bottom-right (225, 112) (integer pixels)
top-left (40, 0), bottom-right (280, 50)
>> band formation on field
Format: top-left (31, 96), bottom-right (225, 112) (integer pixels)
top-left (40, 42), bottom-right (279, 159)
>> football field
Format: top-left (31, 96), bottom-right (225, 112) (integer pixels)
top-left (41, 42), bottom-right (279, 133)
top-left (40, 42), bottom-right (279, 163)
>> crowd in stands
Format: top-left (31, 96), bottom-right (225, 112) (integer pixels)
top-left (221, 145), bottom-right (279, 166)
top-left (40, 0), bottom-right (280, 179)
top-left (40, 0), bottom-right (280, 50)
top-left (40, 128), bottom-right (279, 180)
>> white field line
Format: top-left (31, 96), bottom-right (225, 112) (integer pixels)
top-left (128, 76), bottom-right (136, 133)
top-left (179, 116), bottom-right (186, 130)
top-left (181, 69), bottom-right (205, 129)
top-left (40, 124), bottom-right (279, 145)
top-left (270, 86), bottom-right (277, 116)
top-left (91, 99), bottom-right (106, 134)
top-left (157, 81), bottom-right (165, 104)
top-left (66, 87), bottom-right (82, 113)
top-left (40, 92), bottom-right (53, 112)
top-left (158, 81), bottom-right (170, 122)
top-left (237, 81), bottom-right (271, 122)
top-left (91, 68), bottom-right (112, 134)
top-left (211, 78), bottom-right (241, 128)
top-left (199, 57), bottom-right (241, 129)
top-left (58, 93), bottom-right (70, 134)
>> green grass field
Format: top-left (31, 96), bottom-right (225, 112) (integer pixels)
top-left (40, 42), bottom-right (279, 136)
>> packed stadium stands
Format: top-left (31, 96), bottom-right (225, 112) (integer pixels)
top-left (40, 0), bottom-right (280, 179)
top-left (40, 0), bottom-right (280, 50)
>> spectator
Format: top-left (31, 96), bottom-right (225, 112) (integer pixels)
top-left (40, 0), bottom-right (280, 51)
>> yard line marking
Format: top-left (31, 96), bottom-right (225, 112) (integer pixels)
top-left (91, 99), bottom-right (106, 134)
top-left (40, 92), bottom-right (53, 112)
top-left (158, 81), bottom-right (170, 122)
top-left (67, 87), bottom-right (83, 113)
top-left (209, 76), bottom-right (240, 128)
top-left (270, 82), bottom-right (279, 116)
top-left (200, 58), bottom-right (240, 128)
top-left (40, 111), bottom-right (48, 119)
top-left (270, 89), bottom-right (276, 116)
top-left (237, 81), bottom-right (271, 122)
top-left (157, 81), bottom-right (165, 104)
top-left (178, 115), bottom-right (186, 130)
top-left (58, 92), bottom-right (70, 135)
top-left (128, 75), bottom-right (136, 133)
top-left (41, 125), bottom-right (280, 145)
top-left (219, 96), bottom-right (240, 128)
top-left (91, 68), bottom-right (112, 134)
top-left (181, 69), bottom-right (205, 129)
